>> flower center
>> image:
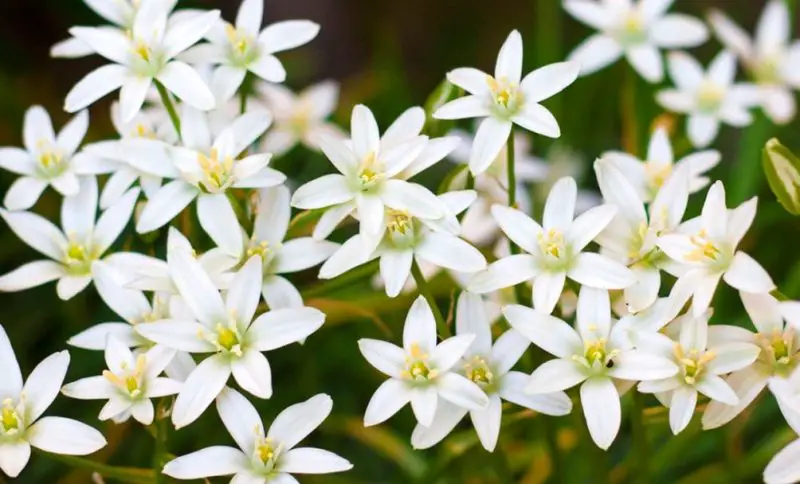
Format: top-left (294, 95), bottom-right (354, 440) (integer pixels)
top-left (685, 230), bottom-right (729, 269)
top-left (251, 433), bottom-right (282, 473)
top-left (754, 54), bottom-right (782, 85)
top-left (197, 147), bottom-right (235, 193)
top-left (574, 338), bottom-right (619, 371)
top-left (696, 82), bottom-right (725, 113)
top-left (64, 240), bottom-right (96, 276)
top-left (357, 152), bottom-right (384, 190)
top-left (645, 162), bottom-right (672, 195)
top-left (103, 354), bottom-right (147, 398)
top-left (401, 343), bottom-right (438, 382)
top-left (464, 356), bottom-right (494, 386)
top-left (225, 24), bottom-right (258, 65)
top-left (246, 240), bottom-right (271, 259)
top-left (35, 140), bottom-right (69, 177)
top-left (537, 229), bottom-right (568, 262)
top-left (131, 122), bottom-right (156, 139)
top-left (127, 36), bottom-right (165, 76)
top-left (487, 76), bottom-right (523, 118)
top-left (1, 399), bottom-right (21, 435)
top-left (615, 12), bottom-right (647, 46)
top-left (673, 344), bottom-right (715, 385)
top-left (757, 329), bottom-right (797, 377)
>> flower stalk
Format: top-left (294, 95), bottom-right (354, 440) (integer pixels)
top-left (154, 79), bottom-right (182, 140)
top-left (410, 259), bottom-right (451, 338)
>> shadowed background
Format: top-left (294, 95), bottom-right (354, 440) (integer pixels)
top-left (0, 1), bottom-right (799, 482)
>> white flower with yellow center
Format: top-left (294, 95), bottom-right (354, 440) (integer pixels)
top-left (163, 390), bottom-right (352, 482)
top-left (0, 326), bottom-right (106, 478)
top-left (411, 293), bottom-right (572, 451)
top-left (257, 80), bottom-right (345, 156)
top-left (702, 292), bottom-right (800, 433)
top-left (62, 337), bottom-right (181, 425)
top-left (602, 126), bottom-right (720, 203)
top-left (709, 0), bottom-right (800, 124)
top-left (433, 30), bottom-right (579, 175)
top-left (658, 181), bottom-right (775, 317)
top-left (468, 176), bottom-right (635, 315)
top-left (181, 0), bottom-right (319, 102)
top-left (133, 107), bottom-right (285, 255)
top-left (504, 287), bottom-right (678, 449)
top-left (564, 0), bottom-right (708, 82)
top-left (320, 191), bottom-right (485, 298)
top-left (657, 50), bottom-right (759, 148)
top-left (636, 311), bottom-right (760, 434)
top-left (64, 1), bottom-right (219, 122)
top-left (593, 157), bottom-right (690, 313)
top-left (0, 106), bottom-right (102, 210)
top-left (358, 296), bottom-right (490, 427)
top-left (135, 251), bottom-right (326, 428)
top-left (0, 177), bottom-right (140, 300)
top-left (291, 104), bottom-right (445, 247)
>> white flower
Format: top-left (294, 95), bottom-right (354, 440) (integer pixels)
top-left (709, 0), bottom-right (800, 124)
top-left (765, 438), bottom-right (800, 484)
top-left (703, 292), bottom-right (800, 432)
top-left (64, 1), bottom-right (219, 122)
top-left (657, 50), bottom-right (758, 148)
top-left (163, 390), bottom-right (352, 481)
top-left (62, 337), bottom-right (181, 425)
top-left (182, 0), bottom-right (319, 102)
top-left (411, 293), bottom-right (572, 451)
top-left (291, 104), bottom-right (444, 246)
top-left (358, 296), bottom-right (490, 427)
top-left (257, 80), bottom-right (345, 156)
top-left (434, 30), bottom-right (579, 175)
top-left (635, 311), bottom-right (760, 434)
top-left (0, 107), bottom-right (99, 210)
top-left (593, 156), bottom-right (690, 313)
top-left (0, 326), bottom-right (106, 478)
top-left (320, 191), bottom-right (486, 298)
top-left (504, 287), bottom-right (678, 449)
top-left (135, 251), bottom-right (326, 428)
top-left (658, 181), bottom-right (775, 317)
top-left (602, 126), bottom-right (720, 202)
top-left (564, 0), bottom-right (708, 82)
top-left (469, 177), bottom-right (635, 315)
top-left (0, 177), bottom-right (140, 300)
top-left (133, 107), bottom-right (285, 255)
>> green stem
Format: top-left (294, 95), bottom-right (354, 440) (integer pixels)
top-left (154, 79), bottom-right (181, 140)
top-left (39, 452), bottom-right (155, 484)
top-left (630, 392), bottom-right (649, 484)
top-left (410, 259), bottom-right (451, 337)
top-left (153, 402), bottom-right (170, 484)
top-left (302, 261), bottom-right (379, 298)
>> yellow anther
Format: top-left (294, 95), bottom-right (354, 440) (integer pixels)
top-left (217, 326), bottom-right (239, 352)
top-left (1, 399), bottom-right (19, 433)
top-left (246, 240), bottom-right (270, 258)
top-left (464, 356), bottom-right (494, 385)
top-left (358, 152), bottom-right (384, 187)
top-left (403, 343), bottom-right (436, 382)
top-left (685, 230), bottom-right (721, 262)
top-left (674, 343), bottom-right (714, 385)
top-left (387, 209), bottom-right (412, 235)
top-left (645, 162), bottom-right (672, 191)
top-left (197, 148), bottom-right (235, 191)
top-left (538, 229), bottom-right (565, 259)
top-left (486, 76), bottom-right (523, 110)
top-left (133, 40), bottom-right (151, 62)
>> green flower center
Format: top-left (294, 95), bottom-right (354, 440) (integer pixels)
top-left (487, 76), bottom-right (524, 118)
top-left (674, 344), bottom-right (715, 385)
top-left (103, 354), bottom-right (147, 398)
top-left (402, 343), bottom-right (438, 382)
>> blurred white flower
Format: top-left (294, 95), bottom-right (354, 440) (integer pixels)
top-left (321, 191), bottom-right (485, 298)
top-left (602, 126), bottom-right (720, 202)
top-left (411, 293), bottom-right (571, 451)
top-left (0, 326), bottom-right (106, 478)
top-left (0, 178), bottom-right (139, 300)
top-left (163, 390), bottom-right (352, 481)
top-left (358, 296), bottom-right (489, 427)
top-left (258, 80), bottom-right (345, 156)
top-left (135, 252), bottom-right (325, 428)
top-left (64, 1), bottom-right (219, 121)
top-left (504, 287), bottom-right (678, 449)
top-left (291, 104), bottom-right (444, 247)
top-left (564, 0), bottom-right (708, 82)
top-left (62, 337), bottom-right (181, 425)
top-left (636, 311), bottom-right (759, 434)
top-left (469, 177), bottom-right (635, 315)
top-left (765, 438), bottom-right (800, 484)
top-left (657, 51), bottom-right (758, 148)
top-left (0, 107), bottom-right (101, 210)
top-left (434, 30), bottom-right (579, 174)
top-left (709, 0), bottom-right (800, 124)
top-left (181, 0), bottom-right (319, 102)
top-left (658, 181), bottom-right (774, 317)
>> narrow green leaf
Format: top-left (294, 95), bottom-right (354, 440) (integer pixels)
top-left (762, 138), bottom-right (800, 216)
top-left (423, 79), bottom-right (462, 137)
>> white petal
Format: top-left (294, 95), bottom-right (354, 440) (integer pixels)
top-left (494, 30), bottom-right (523, 83)
top-left (626, 45), bottom-right (663, 83)
top-left (403, 296), bottom-right (438, 353)
top-left (446, 68), bottom-right (490, 96)
top-left (172, 355), bottom-right (231, 428)
top-left (490, 329), bottom-right (530, 374)
top-left (135, 320), bottom-right (216, 352)
top-left (437, 372), bottom-right (488, 410)
top-left (0, 441), bottom-right (30, 478)
top-left (624, 265), bottom-right (661, 314)
top-left (651, 15), bottom-right (709, 48)
top-left (533, 270), bottom-right (567, 315)
top-left (568, 34), bottom-right (622, 77)
top-left (467, 255), bottom-right (539, 294)
top-left (0, 209), bottom-right (67, 260)
top-left (291, 174), bottom-right (352, 209)
top-left (410, 400), bottom-right (467, 449)
top-left (526, 359), bottom-right (587, 393)
top-left (248, 307), bottom-right (326, 351)
top-left (67, 27), bottom-right (129, 64)
top-left (267, 393), bottom-right (333, 450)
top-left (696, 373), bottom-right (738, 405)
top-left (410, 385), bottom-right (438, 426)
top-left (0, 260), bottom-right (65, 293)
top-left (705, 342), bottom-right (760, 374)
top-left (433, 95), bottom-right (490, 120)
top-left (543, 177), bottom-right (577, 231)
top-left (262, 276), bottom-right (303, 309)
top-left (380, 180), bottom-right (444, 220)
top-left (157, 61), bottom-right (215, 111)
top-left (608, 350), bottom-right (678, 380)
top-left (23, 350), bottom-right (69, 422)
top-left (490, 204), bottom-right (542, 254)
top-left (416, 232), bottom-right (486, 273)
top-left (0, 325), bottom-right (22, 398)
top-left (666, 52), bottom-right (705, 90)
top-left (249, 54), bottom-right (286, 83)
top-left (723, 251), bottom-right (775, 293)
top-left (764, 439), bottom-right (800, 484)
top-left (197, 194), bottom-right (243, 257)
top-left (580, 377), bottom-right (620, 450)
top-left (687, 114), bottom-right (719, 148)
top-left (56, 275), bottom-right (92, 300)
top-left (469, 117), bottom-right (512, 175)
top-left (164, 10), bottom-right (220, 58)
top-left (163, 446), bottom-right (248, 479)
top-left (136, 180), bottom-right (197, 233)
top-left (456, 292), bottom-right (492, 355)
top-left (756, 0), bottom-right (790, 54)
top-left (379, 249), bottom-right (413, 298)
top-left (503, 304), bottom-right (582, 358)
top-left (708, 10), bottom-right (753, 60)
top-left (27, 417), bottom-right (106, 455)
top-left (669, 386), bottom-right (698, 434)
top-left (741, 291), bottom-right (783, 335)
top-left (568, 253), bottom-right (635, 289)
top-left (168, 249), bottom-right (226, 324)
top-left (512, 103), bottom-right (560, 138)
top-left (520, 61), bottom-right (579, 103)
top-left (317, 235), bottom-right (373, 279)
top-left (231, 349), bottom-right (272, 399)
top-left (258, 20), bottom-right (320, 53)
top-left (364, 378), bottom-right (411, 426)
top-left (217, 388), bottom-right (264, 455)
top-left (499, 371), bottom-right (572, 415)
top-left (430, 334), bottom-right (475, 372)
top-left (0, 147), bottom-right (34, 176)
top-left (64, 64), bottom-right (127, 113)
top-left (470, 394), bottom-right (502, 451)
top-left (564, 0), bottom-right (613, 29)
top-left (279, 447), bottom-right (353, 474)
top-left (566, 204), bottom-right (617, 252)
top-left (93, 187), bottom-right (139, 254)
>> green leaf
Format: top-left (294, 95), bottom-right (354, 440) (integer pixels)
top-left (762, 137), bottom-right (800, 216)
top-left (423, 78), bottom-right (462, 137)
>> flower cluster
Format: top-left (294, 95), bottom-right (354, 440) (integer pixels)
top-left (0, 0), bottom-right (799, 482)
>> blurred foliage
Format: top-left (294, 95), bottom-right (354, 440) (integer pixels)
top-left (1, 1), bottom-right (800, 483)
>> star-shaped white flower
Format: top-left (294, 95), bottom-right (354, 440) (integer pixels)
top-left (658, 181), bottom-right (775, 317)
top-left (602, 126), bottom-right (720, 202)
top-left (358, 296), bottom-right (490, 427)
top-left (62, 337), bottom-right (182, 425)
top-left (657, 50), bottom-right (758, 148)
top-left (709, 0), bottom-right (800, 124)
top-left (135, 251), bottom-right (326, 428)
top-left (434, 30), bottom-right (579, 175)
top-left (65, 1), bottom-right (219, 121)
top-left (504, 287), bottom-right (678, 449)
top-left (564, 0), bottom-right (708, 82)
top-left (163, 390), bottom-right (352, 482)
top-left (411, 293), bottom-right (572, 451)
top-left (468, 176), bottom-right (635, 315)
top-left (0, 177), bottom-right (140, 300)
top-left (0, 326), bottom-right (106, 478)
